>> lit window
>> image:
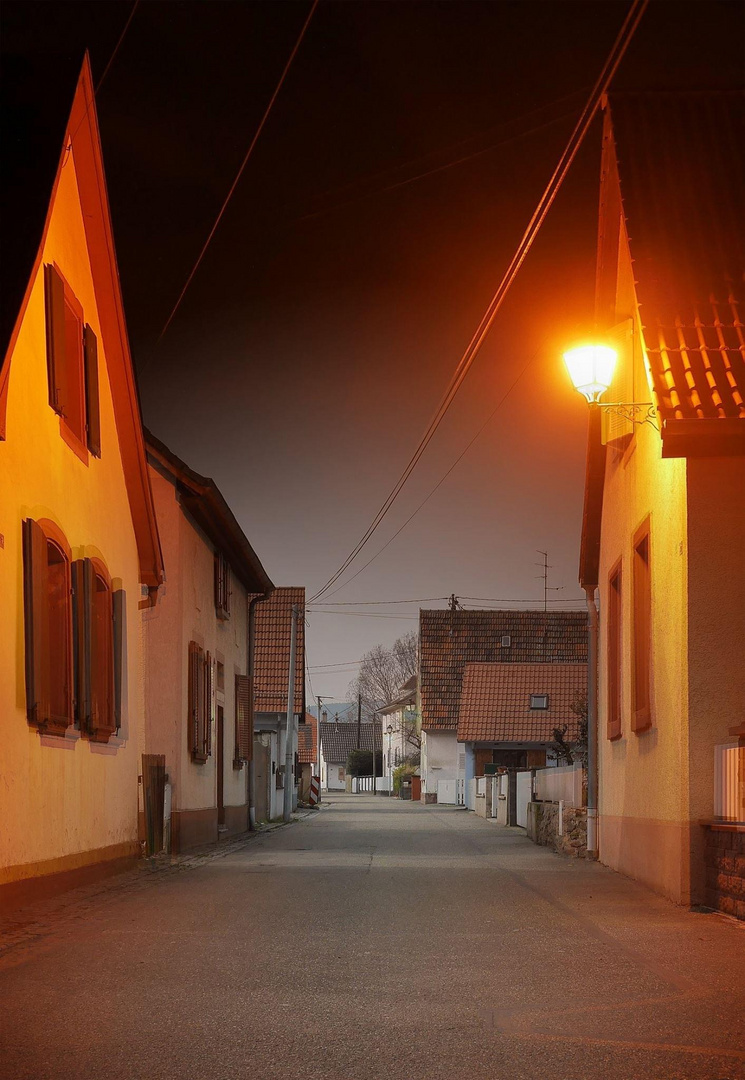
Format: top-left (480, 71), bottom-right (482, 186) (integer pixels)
top-left (529, 694), bottom-right (549, 709)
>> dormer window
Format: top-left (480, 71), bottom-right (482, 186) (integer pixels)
top-left (44, 263), bottom-right (101, 461)
top-left (214, 551), bottom-right (230, 618)
top-left (530, 694), bottom-right (549, 710)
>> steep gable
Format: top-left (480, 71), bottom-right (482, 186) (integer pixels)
top-left (0, 56), bottom-right (163, 588)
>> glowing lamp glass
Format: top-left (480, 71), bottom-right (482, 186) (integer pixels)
top-left (563, 345), bottom-right (617, 403)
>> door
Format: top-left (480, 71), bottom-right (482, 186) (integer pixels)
top-left (217, 706), bottom-right (225, 825)
top-left (142, 754), bottom-right (166, 855)
top-left (254, 736), bottom-right (270, 822)
top-left (516, 770), bottom-right (532, 828)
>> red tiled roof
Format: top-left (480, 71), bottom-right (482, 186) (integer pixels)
top-left (420, 610), bottom-right (587, 731)
top-left (297, 715), bottom-right (317, 763)
top-left (608, 93), bottom-right (745, 427)
top-left (320, 721), bottom-right (382, 764)
top-left (457, 662), bottom-right (587, 743)
top-left (252, 587), bottom-right (305, 714)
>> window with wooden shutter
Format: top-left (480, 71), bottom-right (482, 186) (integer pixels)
top-left (83, 324), bottom-right (101, 456)
top-left (72, 558), bottom-right (92, 731)
top-left (72, 558), bottom-right (119, 742)
top-left (22, 518), bottom-right (73, 735)
top-left (632, 521), bottom-right (652, 733)
top-left (214, 552), bottom-right (230, 618)
top-left (188, 642), bottom-right (212, 762)
top-left (607, 561), bottom-right (622, 740)
top-left (113, 589), bottom-right (125, 732)
top-left (234, 674), bottom-right (253, 764)
top-left (43, 264), bottom-right (100, 461)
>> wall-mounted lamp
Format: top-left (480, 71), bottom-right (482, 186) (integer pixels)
top-left (563, 343), bottom-right (658, 429)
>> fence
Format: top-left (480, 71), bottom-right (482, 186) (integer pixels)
top-left (534, 764), bottom-right (584, 808)
top-left (714, 741), bottom-right (745, 822)
top-left (351, 775), bottom-right (392, 794)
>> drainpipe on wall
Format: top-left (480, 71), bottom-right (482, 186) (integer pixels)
top-left (247, 589), bottom-right (272, 829)
top-left (585, 584), bottom-right (599, 859)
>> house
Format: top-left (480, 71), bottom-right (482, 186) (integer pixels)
top-left (142, 432), bottom-right (273, 853)
top-left (0, 57), bottom-right (164, 888)
top-left (379, 675), bottom-right (420, 772)
top-left (297, 714), bottom-right (318, 803)
top-left (419, 610), bottom-right (588, 804)
top-left (456, 662), bottom-right (588, 771)
top-left (251, 587), bottom-right (305, 822)
top-left (319, 721), bottom-right (383, 791)
top-left (578, 92), bottom-right (745, 909)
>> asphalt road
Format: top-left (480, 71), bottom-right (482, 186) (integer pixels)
top-left (1, 794), bottom-right (744, 1080)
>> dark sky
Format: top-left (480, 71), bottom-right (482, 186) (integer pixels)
top-left (3, 1), bottom-right (743, 698)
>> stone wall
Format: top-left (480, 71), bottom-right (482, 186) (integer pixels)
top-left (527, 800), bottom-right (587, 858)
top-left (704, 825), bottom-right (745, 920)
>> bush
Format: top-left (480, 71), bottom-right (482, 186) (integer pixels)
top-left (393, 762), bottom-right (418, 796)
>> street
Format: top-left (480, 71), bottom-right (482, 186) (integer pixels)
top-left (1, 795), bottom-right (744, 1080)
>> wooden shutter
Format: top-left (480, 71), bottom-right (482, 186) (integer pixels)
top-left (113, 589), bottom-right (125, 732)
top-left (44, 265), bottom-right (65, 414)
top-left (22, 518), bottom-right (50, 725)
top-left (204, 652), bottom-right (213, 758)
top-left (235, 674), bottom-right (253, 763)
top-left (188, 641), bottom-right (204, 760)
top-left (83, 324), bottom-right (101, 456)
top-left (607, 564), bottom-right (622, 740)
top-left (72, 558), bottom-right (93, 731)
top-left (632, 524), bottom-right (652, 732)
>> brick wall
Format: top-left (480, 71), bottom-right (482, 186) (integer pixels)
top-left (704, 825), bottom-right (745, 920)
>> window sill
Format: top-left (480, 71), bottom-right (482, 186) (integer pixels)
top-left (59, 417), bottom-right (90, 466)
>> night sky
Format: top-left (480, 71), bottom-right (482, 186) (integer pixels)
top-left (3, 1), bottom-right (743, 699)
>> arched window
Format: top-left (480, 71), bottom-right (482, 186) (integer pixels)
top-left (22, 518), bottom-right (73, 734)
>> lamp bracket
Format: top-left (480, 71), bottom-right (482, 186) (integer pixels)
top-left (597, 401), bottom-right (659, 431)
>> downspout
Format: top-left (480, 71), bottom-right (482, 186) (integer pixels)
top-left (248, 589), bottom-right (272, 829)
top-left (585, 584), bottom-right (599, 859)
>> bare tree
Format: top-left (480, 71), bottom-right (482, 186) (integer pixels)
top-left (347, 630), bottom-right (417, 720)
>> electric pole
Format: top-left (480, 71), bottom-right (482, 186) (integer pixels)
top-left (356, 692), bottom-right (361, 750)
top-left (316, 694), bottom-right (327, 803)
top-left (283, 605), bottom-right (299, 823)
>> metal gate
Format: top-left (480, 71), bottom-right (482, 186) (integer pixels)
top-left (456, 778), bottom-right (465, 806)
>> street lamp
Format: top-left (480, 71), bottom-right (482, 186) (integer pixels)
top-left (386, 724), bottom-right (393, 796)
top-left (563, 342), bottom-right (658, 429)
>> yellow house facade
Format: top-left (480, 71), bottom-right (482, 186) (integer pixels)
top-left (0, 59), bottom-right (164, 887)
top-left (579, 94), bottom-right (745, 908)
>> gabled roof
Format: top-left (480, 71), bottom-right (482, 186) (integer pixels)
top-left (320, 721), bottom-right (383, 763)
top-left (606, 92), bottom-right (745, 454)
top-left (145, 429), bottom-right (273, 595)
top-left (0, 56), bottom-right (164, 588)
top-left (419, 610), bottom-right (587, 731)
top-left (297, 715), bottom-right (318, 764)
top-left (379, 674), bottom-right (418, 716)
top-left (252, 587), bottom-right (305, 715)
top-left (457, 662), bottom-right (587, 743)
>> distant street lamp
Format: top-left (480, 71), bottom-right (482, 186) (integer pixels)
top-left (386, 724), bottom-right (394, 796)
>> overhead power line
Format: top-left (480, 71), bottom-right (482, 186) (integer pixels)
top-left (308, 0), bottom-right (648, 606)
top-left (157, 0), bottom-right (319, 342)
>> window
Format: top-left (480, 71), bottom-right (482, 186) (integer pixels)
top-left (214, 552), bottom-right (230, 618)
top-left (529, 694), bottom-right (549, 709)
top-left (216, 660), bottom-right (225, 692)
top-left (188, 642), bottom-right (212, 762)
top-left (234, 673), bottom-right (253, 765)
top-left (632, 520), bottom-right (652, 732)
top-left (23, 518), bottom-right (73, 734)
top-left (44, 264), bottom-right (100, 459)
top-left (607, 561), bottom-right (622, 739)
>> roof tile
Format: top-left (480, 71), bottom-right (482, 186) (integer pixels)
top-left (252, 587), bottom-right (305, 714)
top-left (457, 662), bottom-right (587, 743)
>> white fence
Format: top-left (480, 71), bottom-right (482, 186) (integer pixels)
top-left (714, 741), bottom-right (744, 822)
top-left (351, 775), bottom-right (392, 793)
top-left (534, 764), bottom-right (584, 808)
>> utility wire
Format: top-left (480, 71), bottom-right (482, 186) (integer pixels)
top-left (318, 345), bottom-right (541, 602)
top-left (308, 0), bottom-right (647, 606)
top-left (308, 596), bottom-right (449, 607)
top-left (157, 0), bottom-right (319, 342)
